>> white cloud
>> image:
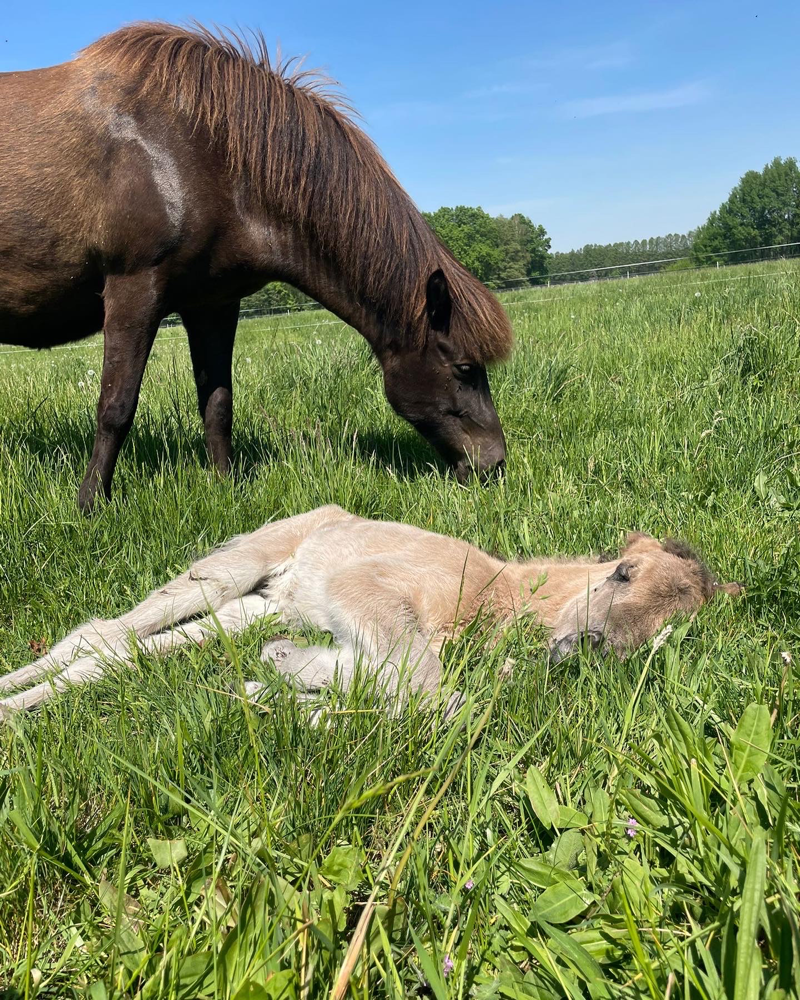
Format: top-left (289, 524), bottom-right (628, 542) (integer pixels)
top-left (526, 40), bottom-right (634, 72)
top-left (559, 81), bottom-right (711, 119)
top-left (463, 81), bottom-right (545, 100)
top-left (484, 197), bottom-right (560, 217)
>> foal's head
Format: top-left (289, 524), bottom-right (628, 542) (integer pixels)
top-left (549, 532), bottom-right (742, 662)
top-left (379, 269), bottom-right (511, 482)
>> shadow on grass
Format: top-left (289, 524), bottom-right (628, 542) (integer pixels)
top-left (6, 413), bottom-right (450, 486)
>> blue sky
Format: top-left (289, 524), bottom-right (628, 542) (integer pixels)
top-left (3, 1), bottom-right (796, 250)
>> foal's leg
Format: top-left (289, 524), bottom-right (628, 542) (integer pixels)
top-left (244, 640), bottom-right (354, 710)
top-left (0, 540), bottom-right (267, 693)
top-left (255, 628), bottom-right (462, 718)
top-left (0, 594), bottom-right (279, 716)
top-left (182, 302), bottom-right (239, 474)
top-left (0, 506), bottom-right (351, 694)
top-left (78, 271), bottom-right (165, 513)
top-left (261, 639), bottom-right (343, 688)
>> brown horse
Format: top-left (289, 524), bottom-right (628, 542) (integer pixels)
top-left (0, 23), bottom-right (512, 511)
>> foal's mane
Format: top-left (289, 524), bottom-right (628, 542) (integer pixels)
top-left (81, 23), bottom-right (512, 361)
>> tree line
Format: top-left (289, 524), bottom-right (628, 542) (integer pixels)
top-left (548, 233), bottom-right (695, 282)
top-left (242, 155), bottom-right (799, 311)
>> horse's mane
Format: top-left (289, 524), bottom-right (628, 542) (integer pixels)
top-left (81, 23), bottom-right (512, 361)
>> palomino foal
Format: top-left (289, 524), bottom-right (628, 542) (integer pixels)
top-left (0, 506), bottom-right (740, 717)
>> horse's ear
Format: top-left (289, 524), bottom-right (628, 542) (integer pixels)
top-left (714, 581), bottom-right (744, 598)
top-left (426, 269), bottom-right (452, 332)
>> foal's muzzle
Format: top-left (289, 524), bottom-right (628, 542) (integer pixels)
top-left (549, 630), bottom-right (605, 664)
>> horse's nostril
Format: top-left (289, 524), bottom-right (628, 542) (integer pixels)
top-left (454, 453), bottom-right (505, 484)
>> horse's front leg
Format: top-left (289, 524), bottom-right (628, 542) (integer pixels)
top-left (181, 301), bottom-right (239, 474)
top-left (78, 271), bottom-right (165, 512)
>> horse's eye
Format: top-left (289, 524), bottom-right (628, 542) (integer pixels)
top-left (454, 363), bottom-right (475, 376)
top-left (611, 564), bottom-right (631, 583)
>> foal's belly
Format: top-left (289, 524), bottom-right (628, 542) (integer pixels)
top-left (259, 558), bottom-right (341, 634)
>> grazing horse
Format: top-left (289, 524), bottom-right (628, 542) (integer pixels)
top-left (0, 506), bottom-right (741, 717)
top-left (0, 24), bottom-right (512, 511)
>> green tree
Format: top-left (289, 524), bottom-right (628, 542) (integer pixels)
top-left (423, 206), bottom-right (503, 284)
top-left (494, 213), bottom-right (551, 283)
top-left (424, 206), bottom-right (550, 286)
top-left (242, 283), bottom-right (313, 314)
top-left (692, 157), bottom-right (800, 262)
top-left (549, 233), bottom-right (695, 281)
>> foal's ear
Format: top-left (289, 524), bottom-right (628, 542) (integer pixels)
top-left (622, 531), bottom-right (659, 554)
top-left (426, 269), bottom-right (452, 332)
top-left (714, 581), bottom-right (745, 598)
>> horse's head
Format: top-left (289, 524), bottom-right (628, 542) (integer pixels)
top-left (549, 532), bottom-right (743, 662)
top-left (379, 269), bottom-right (508, 481)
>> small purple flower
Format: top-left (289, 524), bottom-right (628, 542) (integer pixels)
top-left (443, 954), bottom-right (454, 977)
top-left (464, 879), bottom-right (474, 890)
top-left (625, 817), bottom-right (639, 838)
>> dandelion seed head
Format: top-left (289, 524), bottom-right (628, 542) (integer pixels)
top-left (652, 624), bottom-right (673, 653)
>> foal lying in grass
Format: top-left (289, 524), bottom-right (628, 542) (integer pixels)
top-left (0, 505), bottom-right (741, 717)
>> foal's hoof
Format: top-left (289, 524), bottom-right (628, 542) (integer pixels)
top-left (443, 691), bottom-right (467, 720)
top-left (261, 638), bottom-right (298, 664)
top-left (242, 680), bottom-right (270, 701)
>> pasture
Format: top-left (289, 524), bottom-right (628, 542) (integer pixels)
top-left (0, 261), bottom-right (798, 997)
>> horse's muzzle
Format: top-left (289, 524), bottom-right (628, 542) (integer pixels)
top-left (454, 439), bottom-right (506, 484)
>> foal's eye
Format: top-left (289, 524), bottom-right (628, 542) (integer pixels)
top-left (611, 564), bottom-right (631, 583)
top-left (454, 363), bottom-right (476, 377)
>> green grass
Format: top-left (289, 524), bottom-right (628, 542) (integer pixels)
top-left (0, 261), bottom-right (798, 998)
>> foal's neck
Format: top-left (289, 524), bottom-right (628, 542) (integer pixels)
top-left (499, 556), bottom-right (612, 627)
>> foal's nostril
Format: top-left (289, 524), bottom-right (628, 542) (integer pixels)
top-left (549, 631), bottom-right (605, 664)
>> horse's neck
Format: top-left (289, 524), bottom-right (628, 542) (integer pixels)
top-left (500, 558), bottom-right (612, 626)
top-left (255, 223), bottom-right (385, 345)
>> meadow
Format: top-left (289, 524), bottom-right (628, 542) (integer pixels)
top-left (0, 261), bottom-right (798, 998)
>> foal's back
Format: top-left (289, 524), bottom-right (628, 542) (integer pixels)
top-left (273, 516), bottom-right (507, 632)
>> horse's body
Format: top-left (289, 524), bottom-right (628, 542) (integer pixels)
top-left (0, 25), bottom-right (512, 510)
top-left (0, 505), bottom-right (740, 717)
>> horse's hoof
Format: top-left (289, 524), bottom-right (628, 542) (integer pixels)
top-left (78, 479), bottom-right (108, 515)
